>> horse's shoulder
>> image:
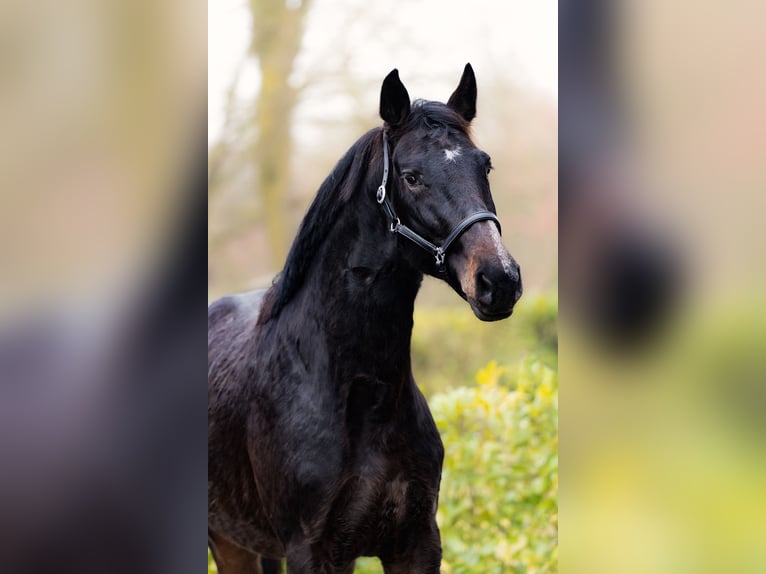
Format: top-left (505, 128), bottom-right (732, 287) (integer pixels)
top-left (208, 290), bottom-right (268, 404)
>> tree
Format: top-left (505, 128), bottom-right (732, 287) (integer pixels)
top-left (250, 0), bottom-right (312, 267)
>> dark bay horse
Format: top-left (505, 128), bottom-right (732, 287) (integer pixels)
top-left (208, 64), bottom-right (522, 574)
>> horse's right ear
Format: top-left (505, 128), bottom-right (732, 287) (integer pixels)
top-left (380, 69), bottom-right (410, 127)
top-left (447, 63), bottom-right (477, 122)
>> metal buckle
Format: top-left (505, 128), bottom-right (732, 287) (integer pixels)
top-left (390, 217), bottom-right (400, 233)
top-left (435, 249), bottom-right (445, 266)
top-left (376, 185), bottom-right (386, 204)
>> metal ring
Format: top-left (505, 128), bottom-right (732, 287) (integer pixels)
top-left (376, 185), bottom-right (386, 204)
top-left (390, 218), bottom-right (400, 233)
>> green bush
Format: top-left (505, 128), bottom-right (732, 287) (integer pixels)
top-left (432, 360), bottom-right (558, 574)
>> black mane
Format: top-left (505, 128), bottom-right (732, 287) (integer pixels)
top-left (258, 127), bottom-right (382, 323)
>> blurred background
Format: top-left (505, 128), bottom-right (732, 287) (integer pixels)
top-left (208, 0), bottom-right (558, 572)
top-left (560, 1), bottom-right (766, 573)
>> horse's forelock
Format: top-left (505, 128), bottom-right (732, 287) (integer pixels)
top-left (406, 100), bottom-right (471, 137)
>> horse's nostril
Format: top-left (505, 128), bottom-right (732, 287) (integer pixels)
top-left (478, 272), bottom-right (493, 289)
top-left (477, 271), bottom-right (494, 306)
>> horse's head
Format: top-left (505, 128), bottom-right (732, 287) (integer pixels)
top-left (378, 64), bottom-right (522, 321)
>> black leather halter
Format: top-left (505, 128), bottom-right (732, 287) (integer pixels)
top-left (376, 130), bottom-right (501, 271)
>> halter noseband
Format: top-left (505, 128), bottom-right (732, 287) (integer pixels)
top-left (376, 130), bottom-right (501, 271)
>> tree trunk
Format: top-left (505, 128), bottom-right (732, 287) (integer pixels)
top-left (250, 0), bottom-right (311, 268)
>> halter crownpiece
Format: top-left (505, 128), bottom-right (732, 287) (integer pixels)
top-left (377, 130), bottom-right (502, 271)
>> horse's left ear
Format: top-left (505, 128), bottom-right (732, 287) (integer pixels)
top-left (447, 63), bottom-right (477, 122)
top-left (380, 69), bottom-right (411, 127)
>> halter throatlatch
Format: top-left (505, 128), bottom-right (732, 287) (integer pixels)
top-left (377, 130), bottom-right (501, 271)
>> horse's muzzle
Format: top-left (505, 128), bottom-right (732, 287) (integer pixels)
top-left (468, 260), bottom-right (522, 321)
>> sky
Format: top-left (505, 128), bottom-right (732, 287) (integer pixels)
top-left (209, 0), bottom-right (558, 145)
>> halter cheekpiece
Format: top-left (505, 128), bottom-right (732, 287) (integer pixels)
top-left (377, 130), bottom-right (501, 271)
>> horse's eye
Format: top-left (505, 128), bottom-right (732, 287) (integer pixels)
top-left (403, 174), bottom-right (418, 186)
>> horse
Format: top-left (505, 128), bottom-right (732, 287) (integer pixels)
top-left (208, 64), bottom-right (522, 574)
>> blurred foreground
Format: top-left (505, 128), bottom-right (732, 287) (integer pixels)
top-left (561, 1), bottom-right (766, 572)
top-left (0, 0), bottom-right (207, 572)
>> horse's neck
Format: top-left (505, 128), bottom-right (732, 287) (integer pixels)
top-left (288, 199), bottom-right (423, 381)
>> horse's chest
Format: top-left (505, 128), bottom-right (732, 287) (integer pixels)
top-left (335, 384), bottom-right (443, 537)
top-left (328, 448), bottom-right (438, 556)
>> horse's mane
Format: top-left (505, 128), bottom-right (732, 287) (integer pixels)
top-left (258, 127), bottom-right (382, 323)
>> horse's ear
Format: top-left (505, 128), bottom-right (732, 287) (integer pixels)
top-left (447, 63), bottom-right (477, 122)
top-left (380, 69), bottom-right (411, 127)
